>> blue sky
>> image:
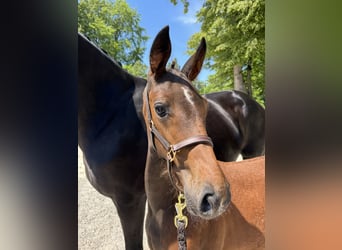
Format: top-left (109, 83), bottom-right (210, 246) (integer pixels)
top-left (125, 0), bottom-right (211, 81)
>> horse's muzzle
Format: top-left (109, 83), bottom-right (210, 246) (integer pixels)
top-left (187, 183), bottom-right (231, 219)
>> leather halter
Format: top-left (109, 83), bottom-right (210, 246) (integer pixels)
top-left (144, 84), bottom-right (214, 192)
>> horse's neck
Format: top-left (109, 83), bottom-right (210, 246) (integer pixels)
top-left (78, 34), bottom-right (143, 149)
top-left (131, 77), bottom-right (147, 130)
top-left (145, 149), bottom-right (188, 249)
top-left (78, 70), bottom-right (133, 118)
top-left (79, 69), bottom-right (142, 136)
top-left (145, 149), bottom-right (177, 213)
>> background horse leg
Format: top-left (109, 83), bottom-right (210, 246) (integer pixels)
top-left (112, 193), bottom-right (146, 250)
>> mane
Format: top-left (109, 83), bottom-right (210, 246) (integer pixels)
top-left (78, 32), bottom-right (123, 69)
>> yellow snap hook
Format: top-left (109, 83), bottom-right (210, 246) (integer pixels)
top-left (174, 193), bottom-right (188, 228)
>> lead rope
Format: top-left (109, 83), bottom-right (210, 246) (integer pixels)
top-left (167, 151), bottom-right (188, 250)
top-left (174, 193), bottom-right (188, 250)
top-left (167, 149), bottom-right (188, 250)
top-left (177, 220), bottom-right (187, 250)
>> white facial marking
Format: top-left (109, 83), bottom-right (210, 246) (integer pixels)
top-left (182, 87), bottom-right (195, 106)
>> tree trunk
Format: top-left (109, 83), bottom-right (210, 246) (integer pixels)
top-left (246, 69), bottom-right (253, 96)
top-left (233, 65), bottom-right (247, 93)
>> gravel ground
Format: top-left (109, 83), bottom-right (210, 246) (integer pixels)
top-left (78, 147), bottom-right (149, 250)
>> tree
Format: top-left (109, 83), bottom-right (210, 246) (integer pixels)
top-left (185, 0), bottom-right (265, 106)
top-left (78, 0), bottom-right (148, 66)
top-left (123, 61), bottom-right (148, 78)
top-left (193, 79), bottom-right (207, 93)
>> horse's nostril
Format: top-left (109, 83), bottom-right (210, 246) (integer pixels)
top-left (200, 193), bottom-right (215, 213)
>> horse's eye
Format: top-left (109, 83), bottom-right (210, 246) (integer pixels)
top-left (154, 104), bottom-right (167, 118)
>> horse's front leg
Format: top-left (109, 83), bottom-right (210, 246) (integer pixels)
top-left (112, 192), bottom-right (146, 250)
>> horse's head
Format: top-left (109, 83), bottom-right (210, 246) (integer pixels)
top-left (143, 26), bottom-right (231, 220)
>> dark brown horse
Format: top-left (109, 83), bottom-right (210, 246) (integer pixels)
top-left (78, 33), bottom-right (147, 250)
top-left (205, 90), bottom-right (265, 160)
top-left (143, 26), bottom-right (264, 249)
top-left (78, 29), bottom-right (264, 249)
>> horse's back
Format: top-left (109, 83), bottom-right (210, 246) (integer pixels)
top-left (205, 90), bottom-right (265, 159)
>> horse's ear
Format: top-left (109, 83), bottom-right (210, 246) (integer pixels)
top-left (181, 37), bottom-right (206, 81)
top-left (149, 26), bottom-right (171, 78)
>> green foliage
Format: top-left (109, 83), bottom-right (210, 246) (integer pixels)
top-left (123, 61), bottom-right (148, 78)
top-left (187, 0), bottom-right (265, 106)
top-left (78, 0), bottom-right (148, 65)
top-left (199, 74), bottom-right (231, 94)
top-left (193, 79), bottom-right (207, 93)
top-left (170, 0), bottom-right (189, 13)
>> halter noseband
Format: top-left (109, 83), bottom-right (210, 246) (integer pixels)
top-left (144, 84), bottom-right (214, 192)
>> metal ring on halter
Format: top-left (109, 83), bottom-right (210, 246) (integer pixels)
top-left (167, 146), bottom-right (177, 162)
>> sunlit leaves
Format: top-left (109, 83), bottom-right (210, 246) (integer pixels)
top-left (123, 61), bottom-right (148, 78)
top-left (78, 0), bottom-right (148, 65)
top-left (187, 0), bottom-right (265, 106)
top-left (170, 0), bottom-right (189, 13)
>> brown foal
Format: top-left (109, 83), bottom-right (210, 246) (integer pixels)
top-left (143, 26), bottom-right (265, 250)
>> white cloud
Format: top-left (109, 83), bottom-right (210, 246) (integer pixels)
top-left (176, 15), bottom-right (197, 24)
top-left (175, 0), bottom-right (203, 25)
